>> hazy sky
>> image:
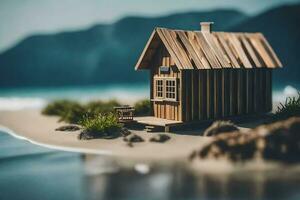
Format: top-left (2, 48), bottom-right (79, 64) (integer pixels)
top-left (0, 0), bottom-right (299, 52)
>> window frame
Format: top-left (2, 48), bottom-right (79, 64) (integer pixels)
top-left (154, 78), bottom-right (164, 99)
top-left (164, 78), bottom-right (177, 101)
top-left (153, 77), bottom-right (177, 102)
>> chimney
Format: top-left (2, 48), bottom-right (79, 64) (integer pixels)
top-left (200, 22), bottom-right (214, 33)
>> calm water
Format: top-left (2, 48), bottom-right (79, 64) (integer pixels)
top-left (0, 131), bottom-right (85, 200)
top-left (1, 131), bottom-right (300, 200)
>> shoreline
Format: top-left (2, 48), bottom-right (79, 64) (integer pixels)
top-left (2, 109), bottom-right (300, 172)
top-left (0, 109), bottom-right (212, 163)
top-left (2, 123), bottom-right (294, 173)
top-left (0, 125), bottom-right (112, 156)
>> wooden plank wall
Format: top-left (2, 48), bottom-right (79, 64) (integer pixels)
top-left (152, 46), bottom-right (181, 121)
top-left (150, 44), bottom-right (272, 122)
top-left (180, 68), bottom-right (272, 122)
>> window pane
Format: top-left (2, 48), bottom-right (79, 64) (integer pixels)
top-left (164, 80), bottom-right (176, 100)
top-left (156, 79), bottom-right (164, 98)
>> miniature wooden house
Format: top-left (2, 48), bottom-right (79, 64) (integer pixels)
top-left (135, 22), bottom-right (282, 123)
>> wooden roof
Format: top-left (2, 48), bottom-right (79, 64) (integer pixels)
top-left (135, 27), bottom-right (282, 70)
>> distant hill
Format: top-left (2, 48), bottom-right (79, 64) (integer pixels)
top-left (0, 5), bottom-right (299, 89)
top-left (229, 4), bottom-right (300, 88)
top-left (0, 10), bottom-right (246, 87)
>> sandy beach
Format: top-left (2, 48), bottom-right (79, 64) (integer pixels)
top-left (0, 106), bottom-right (277, 165)
top-left (0, 109), bottom-right (215, 163)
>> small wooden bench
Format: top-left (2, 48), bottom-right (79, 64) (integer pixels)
top-left (114, 106), bottom-right (135, 122)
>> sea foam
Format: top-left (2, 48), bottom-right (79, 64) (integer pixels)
top-left (0, 97), bottom-right (47, 111)
top-left (273, 85), bottom-right (299, 103)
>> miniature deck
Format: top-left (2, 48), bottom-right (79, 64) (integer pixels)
top-left (134, 116), bottom-right (182, 132)
top-left (134, 116), bottom-right (209, 132)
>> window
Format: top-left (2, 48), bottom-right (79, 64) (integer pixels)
top-left (154, 78), bottom-right (177, 101)
top-left (155, 79), bottom-right (164, 98)
top-left (165, 79), bottom-right (176, 100)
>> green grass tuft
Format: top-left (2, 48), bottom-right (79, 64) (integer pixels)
top-left (274, 92), bottom-right (300, 121)
top-left (58, 104), bottom-right (87, 124)
top-left (42, 100), bottom-right (80, 116)
top-left (80, 112), bottom-right (122, 135)
top-left (42, 99), bottom-right (121, 124)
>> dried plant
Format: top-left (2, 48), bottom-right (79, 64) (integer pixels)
top-left (274, 92), bottom-right (300, 121)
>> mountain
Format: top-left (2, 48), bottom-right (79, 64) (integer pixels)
top-left (1, 4), bottom-right (299, 89)
top-left (229, 4), bottom-right (300, 88)
top-left (0, 10), bottom-right (246, 87)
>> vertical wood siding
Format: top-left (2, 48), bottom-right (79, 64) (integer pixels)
top-left (179, 68), bottom-right (272, 122)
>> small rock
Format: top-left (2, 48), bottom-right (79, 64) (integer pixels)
top-left (127, 134), bottom-right (144, 143)
top-left (203, 120), bottom-right (239, 136)
top-left (55, 125), bottom-right (80, 132)
top-left (120, 127), bottom-right (131, 137)
top-left (123, 134), bottom-right (144, 147)
top-left (149, 134), bottom-right (171, 143)
top-left (78, 130), bottom-right (119, 140)
top-left (78, 130), bottom-right (97, 140)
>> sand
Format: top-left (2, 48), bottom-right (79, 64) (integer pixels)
top-left (0, 109), bottom-right (214, 163)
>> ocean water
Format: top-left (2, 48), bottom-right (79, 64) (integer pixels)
top-left (0, 84), bottom-right (298, 111)
top-left (0, 131), bottom-right (85, 200)
top-left (0, 84), bottom-right (149, 111)
top-left (1, 131), bottom-right (300, 200)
